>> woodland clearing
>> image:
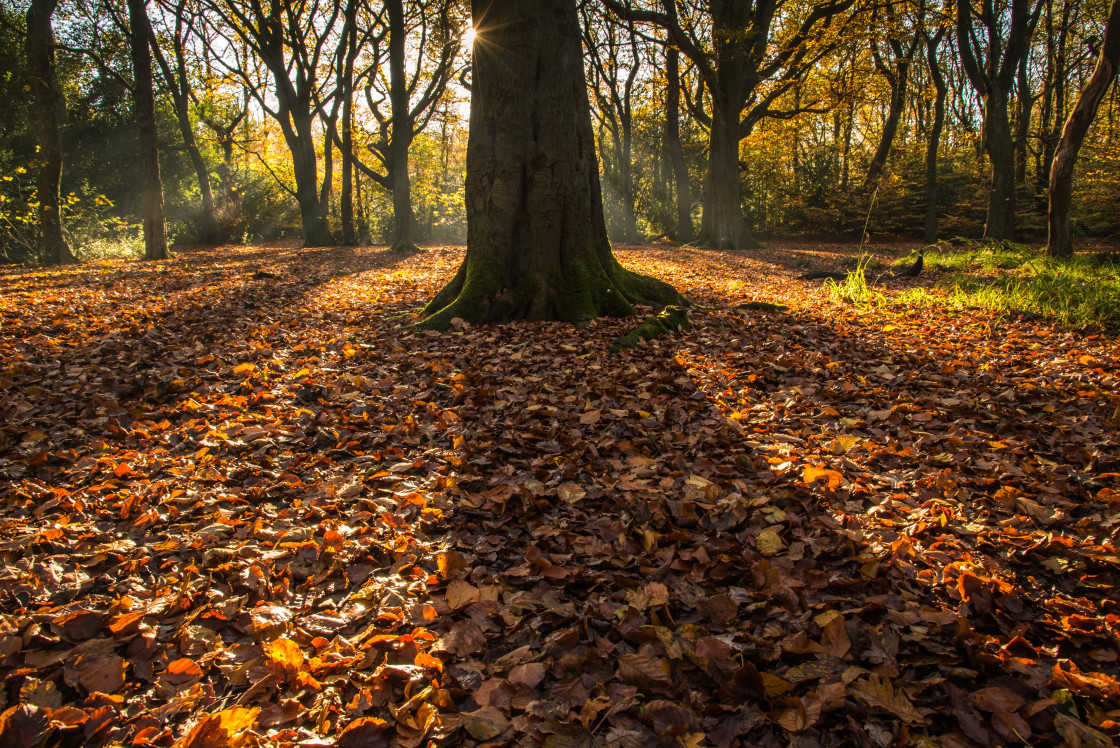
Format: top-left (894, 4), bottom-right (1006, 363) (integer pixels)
top-left (0, 242), bottom-right (1118, 747)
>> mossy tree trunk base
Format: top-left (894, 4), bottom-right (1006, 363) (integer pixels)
top-left (415, 0), bottom-right (681, 331)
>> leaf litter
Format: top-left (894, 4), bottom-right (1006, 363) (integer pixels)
top-left (0, 242), bottom-right (1118, 747)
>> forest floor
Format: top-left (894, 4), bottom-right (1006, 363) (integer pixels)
top-left (0, 241), bottom-right (1118, 748)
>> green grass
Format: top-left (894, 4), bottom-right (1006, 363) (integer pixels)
top-left (826, 255), bottom-right (882, 307)
top-left (828, 239), bottom-right (1120, 330)
top-left (838, 255), bottom-right (887, 271)
top-left (942, 256), bottom-right (1120, 329)
top-left (915, 238), bottom-right (1035, 273)
top-left (77, 233), bottom-right (144, 261)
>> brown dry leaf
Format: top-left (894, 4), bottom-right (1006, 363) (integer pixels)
top-left (540, 719), bottom-right (605, 748)
top-left (78, 653), bottom-right (126, 694)
top-left (618, 653), bottom-right (672, 686)
top-left (1053, 713), bottom-right (1115, 748)
top-left (19, 677), bottom-right (62, 710)
top-left (335, 716), bottom-right (391, 748)
top-left (755, 528), bottom-right (782, 556)
top-left (802, 465), bottom-right (843, 490)
top-left (972, 686), bottom-right (1027, 713)
top-left (775, 698), bottom-right (807, 732)
top-left (819, 615), bottom-right (851, 658)
top-left (509, 662), bottom-right (546, 688)
top-left (436, 550), bottom-right (468, 579)
top-left (163, 658), bottom-right (204, 686)
top-left (445, 579), bottom-right (479, 609)
top-left (263, 638), bottom-right (303, 680)
top-left (850, 673), bottom-right (926, 724)
top-left (434, 620), bottom-right (486, 657)
top-left (0, 705), bottom-right (51, 748)
top-left (460, 706), bottom-right (509, 740)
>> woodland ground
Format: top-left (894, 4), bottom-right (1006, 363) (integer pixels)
top-left (0, 241), bottom-right (1118, 748)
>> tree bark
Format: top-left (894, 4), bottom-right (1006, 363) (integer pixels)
top-left (418, 0), bottom-right (681, 330)
top-left (26, 0), bottom-right (76, 265)
top-left (1048, 0), bottom-right (1120, 257)
top-left (983, 94), bottom-right (1017, 239)
top-left (955, 0), bottom-right (1042, 241)
top-left (924, 29), bottom-right (947, 243)
top-left (700, 94), bottom-right (756, 249)
top-left (339, 0), bottom-right (358, 245)
top-left (865, 36), bottom-right (920, 189)
top-left (148, 1), bottom-right (219, 244)
top-left (665, 41), bottom-right (692, 243)
top-left (1014, 53), bottom-right (1032, 191)
top-left (387, 0), bottom-right (416, 252)
top-left (128, 0), bottom-right (169, 261)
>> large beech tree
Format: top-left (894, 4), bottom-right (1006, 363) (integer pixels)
top-left (416, 0), bottom-right (681, 330)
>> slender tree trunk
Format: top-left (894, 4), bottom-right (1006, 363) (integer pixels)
top-left (148, 10), bottom-right (219, 244)
top-left (128, 0), bottom-right (169, 261)
top-left (418, 0), bottom-right (680, 330)
top-left (387, 0), bottom-right (416, 252)
top-left (865, 54), bottom-right (914, 188)
top-left (177, 102), bottom-right (219, 243)
top-left (1048, 0), bottom-right (1120, 257)
top-left (340, 0), bottom-right (357, 245)
top-left (665, 43), bottom-right (692, 243)
top-left (282, 110), bottom-right (334, 246)
top-left (925, 30), bottom-right (947, 243)
top-left (26, 0), bottom-right (75, 265)
top-left (983, 93), bottom-right (1017, 239)
top-left (1015, 54), bottom-right (1032, 192)
top-left (620, 124), bottom-right (637, 242)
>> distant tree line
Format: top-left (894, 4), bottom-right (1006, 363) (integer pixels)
top-left (1, 0), bottom-right (1118, 264)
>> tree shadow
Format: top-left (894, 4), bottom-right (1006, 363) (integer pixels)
top-left (0, 244), bottom-right (1116, 745)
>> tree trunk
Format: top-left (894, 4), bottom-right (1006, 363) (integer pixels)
top-left (1048, 0), bottom-right (1120, 257)
top-left (26, 0), bottom-right (75, 265)
top-left (983, 94), bottom-right (1017, 240)
top-left (128, 0), bottom-right (169, 261)
top-left (387, 0), bottom-right (417, 252)
top-left (418, 0), bottom-right (681, 330)
top-left (665, 43), bottom-right (692, 243)
top-left (340, 0), bottom-right (357, 245)
top-left (1015, 53), bottom-right (1032, 191)
top-left (620, 124), bottom-right (638, 243)
top-left (284, 111), bottom-right (335, 247)
top-left (698, 96), bottom-right (757, 249)
top-left (924, 30), bottom-right (947, 243)
top-left (147, 4), bottom-right (219, 244)
top-left (865, 52), bottom-right (914, 188)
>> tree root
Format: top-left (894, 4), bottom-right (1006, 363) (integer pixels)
top-left (736, 301), bottom-right (788, 312)
top-left (609, 305), bottom-right (691, 353)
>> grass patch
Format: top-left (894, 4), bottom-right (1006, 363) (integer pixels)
top-left (826, 256), bottom-right (883, 307)
top-left (77, 232), bottom-right (145, 261)
top-left (921, 239), bottom-right (1034, 273)
top-left (838, 255), bottom-right (887, 271)
top-left (825, 239), bottom-right (1120, 330)
top-left (942, 257), bottom-right (1120, 329)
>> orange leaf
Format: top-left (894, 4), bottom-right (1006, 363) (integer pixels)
top-left (176, 707), bottom-right (259, 748)
top-left (263, 638), bottom-right (303, 680)
top-left (802, 465), bottom-right (843, 490)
